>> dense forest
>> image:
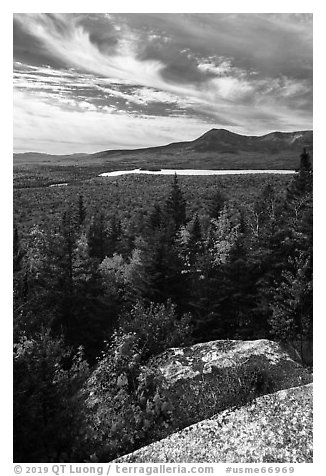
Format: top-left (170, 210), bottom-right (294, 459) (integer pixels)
top-left (13, 150), bottom-right (312, 463)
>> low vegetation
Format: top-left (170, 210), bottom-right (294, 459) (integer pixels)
top-left (115, 384), bottom-right (313, 463)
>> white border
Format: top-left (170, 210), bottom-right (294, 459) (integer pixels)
top-left (4, 2), bottom-right (323, 472)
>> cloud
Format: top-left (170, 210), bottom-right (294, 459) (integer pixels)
top-left (14, 88), bottom-right (214, 154)
top-left (13, 13), bottom-right (312, 154)
top-left (14, 14), bottom-right (166, 88)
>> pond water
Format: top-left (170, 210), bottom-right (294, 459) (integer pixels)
top-left (99, 168), bottom-right (296, 177)
top-left (49, 182), bottom-right (68, 187)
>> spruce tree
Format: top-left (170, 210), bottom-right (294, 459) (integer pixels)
top-left (164, 174), bottom-right (186, 233)
top-left (14, 331), bottom-right (89, 462)
top-left (207, 190), bottom-right (226, 220)
top-left (187, 249), bottom-right (223, 342)
top-left (87, 212), bottom-right (108, 261)
top-left (187, 213), bottom-right (203, 264)
top-left (257, 150), bottom-right (313, 347)
top-left (77, 194), bottom-right (87, 227)
top-left (52, 225), bottom-right (119, 363)
top-left (107, 214), bottom-right (122, 256)
top-left (128, 227), bottom-right (186, 308)
top-left (287, 148), bottom-right (312, 200)
top-left (219, 236), bottom-right (263, 338)
top-left (13, 225), bottom-right (60, 336)
top-left (146, 203), bottom-right (162, 232)
top-left (60, 209), bottom-right (78, 293)
top-left (268, 251), bottom-right (312, 362)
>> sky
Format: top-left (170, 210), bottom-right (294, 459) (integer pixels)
top-left (13, 12), bottom-right (313, 154)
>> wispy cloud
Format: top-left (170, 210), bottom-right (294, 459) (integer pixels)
top-left (14, 88), bottom-right (213, 154)
top-left (13, 13), bottom-right (312, 154)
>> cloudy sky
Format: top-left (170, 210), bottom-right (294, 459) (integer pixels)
top-left (13, 13), bottom-right (313, 154)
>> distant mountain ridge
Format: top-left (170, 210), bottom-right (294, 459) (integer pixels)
top-left (14, 129), bottom-right (313, 170)
top-left (90, 129), bottom-right (312, 158)
top-left (189, 129), bottom-right (312, 153)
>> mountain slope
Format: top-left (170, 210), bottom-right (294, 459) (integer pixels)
top-left (90, 129), bottom-right (312, 157)
top-left (188, 129), bottom-right (312, 153)
top-left (14, 129), bottom-right (313, 170)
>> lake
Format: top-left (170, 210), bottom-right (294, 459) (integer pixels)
top-left (99, 168), bottom-right (296, 177)
top-left (49, 182), bottom-right (69, 187)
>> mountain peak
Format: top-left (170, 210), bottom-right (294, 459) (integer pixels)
top-left (191, 128), bottom-right (247, 152)
top-left (202, 128), bottom-right (239, 137)
top-left (187, 128), bottom-right (312, 154)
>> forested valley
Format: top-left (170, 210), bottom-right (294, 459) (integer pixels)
top-left (13, 150), bottom-right (312, 463)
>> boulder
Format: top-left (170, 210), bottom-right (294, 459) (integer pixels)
top-left (115, 383), bottom-right (313, 463)
top-left (148, 339), bottom-right (312, 430)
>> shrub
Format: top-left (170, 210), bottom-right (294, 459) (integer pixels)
top-left (118, 300), bottom-right (193, 361)
top-left (82, 332), bottom-right (173, 462)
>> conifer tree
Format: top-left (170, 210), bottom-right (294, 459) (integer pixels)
top-left (60, 209), bottom-right (78, 293)
top-left (268, 251), bottom-right (312, 361)
top-left (189, 213), bottom-right (202, 244)
top-left (145, 203), bottom-right (162, 232)
top-left (257, 150), bottom-right (313, 345)
top-left (187, 213), bottom-right (203, 266)
top-left (218, 236), bottom-right (264, 338)
top-left (187, 249), bottom-right (223, 342)
top-left (14, 331), bottom-right (89, 462)
top-left (128, 227), bottom-right (186, 308)
top-left (164, 174), bottom-right (186, 233)
top-left (52, 225), bottom-right (118, 363)
top-left (77, 194), bottom-right (87, 227)
top-left (87, 212), bottom-right (108, 261)
top-left (287, 148), bottom-right (312, 200)
top-left (207, 190), bottom-right (226, 220)
top-left (14, 225), bottom-right (59, 336)
top-left (106, 214), bottom-right (122, 256)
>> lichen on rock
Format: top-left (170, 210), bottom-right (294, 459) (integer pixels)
top-left (148, 339), bottom-right (312, 431)
top-left (114, 383), bottom-right (313, 463)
